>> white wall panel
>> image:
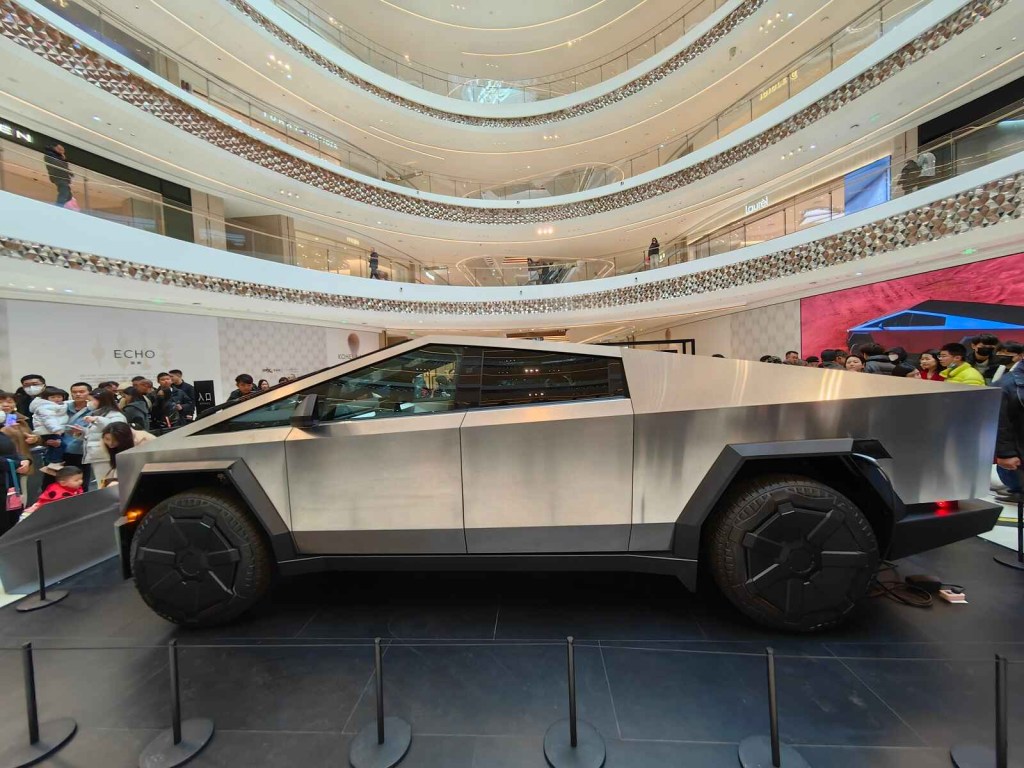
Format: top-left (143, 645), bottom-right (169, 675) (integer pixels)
top-left (0, 299), bottom-right (378, 402)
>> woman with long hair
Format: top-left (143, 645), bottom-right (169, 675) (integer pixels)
top-left (98, 421), bottom-right (155, 487)
top-left (919, 349), bottom-right (945, 381)
top-left (80, 389), bottom-right (126, 487)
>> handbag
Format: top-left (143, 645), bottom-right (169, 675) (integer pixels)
top-left (5, 459), bottom-right (24, 513)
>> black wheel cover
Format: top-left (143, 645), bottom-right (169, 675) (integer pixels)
top-left (708, 475), bottom-right (879, 631)
top-left (131, 490), bottom-right (270, 626)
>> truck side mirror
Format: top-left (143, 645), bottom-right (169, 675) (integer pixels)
top-left (289, 393), bottom-right (319, 429)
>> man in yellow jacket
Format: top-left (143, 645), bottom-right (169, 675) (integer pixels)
top-left (938, 343), bottom-right (986, 386)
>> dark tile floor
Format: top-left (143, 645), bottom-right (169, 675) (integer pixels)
top-left (0, 536), bottom-right (1021, 767)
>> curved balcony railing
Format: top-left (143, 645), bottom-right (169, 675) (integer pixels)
top-left (271, 0), bottom-right (729, 103)
top-left (46, 0), bottom-right (924, 202)
top-left (3, 100), bottom-right (1019, 290)
top-left (0, 141), bottom-right (442, 284)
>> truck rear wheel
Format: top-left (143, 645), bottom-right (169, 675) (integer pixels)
top-left (706, 474), bottom-right (879, 632)
top-left (130, 488), bottom-right (272, 627)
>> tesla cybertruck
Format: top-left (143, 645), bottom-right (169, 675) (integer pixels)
top-left (115, 337), bottom-right (1002, 631)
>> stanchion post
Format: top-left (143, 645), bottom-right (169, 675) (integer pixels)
top-left (542, 637), bottom-right (606, 768)
top-left (349, 638), bottom-right (411, 768)
top-left (994, 498), bottom-right (1024, 570)
top-left (997, 654), bottom-right (1008, 768)
top-left (766, 648), bottom-right (781, 768)
top-left (23, 643), bottom-right (39, 745)
top-left (138, 640), bottom-right (214, 768)
top-left (35, 541), bottom-right (46, 602)
top-left (16, 539), bottom-right (69, 613)
top-left (567, 637), bottom-right (578, 749)
top-left (169, 640), bottom-right (183, 746)
top-left (0, 643), bottom-right (77, 768)
top-left (949, 654), bottom-right (1021, 768)
top-left (375, 638), bottom-right (385, 746)
top-left (738, 648), bottom-right (811, 768)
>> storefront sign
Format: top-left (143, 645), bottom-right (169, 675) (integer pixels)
top-left (758, 70), bottom-right (798, 101)
top-left (261, 111), bottom-right (339, 150)
top-left (744, 196), bottom-right (770, 215)
top-left (0, 120), bottom-right (34, 146)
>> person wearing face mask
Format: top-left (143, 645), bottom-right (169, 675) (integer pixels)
top-left (15, 374), bottom-right (46, 417)
top-left (992, 342), bottom-right (1023, 384)
top-left (971, 342), bottom-right (1001, 383)
top-left (994, 341), bottom-right (1024, 504)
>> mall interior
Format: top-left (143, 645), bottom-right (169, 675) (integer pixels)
top-left (1, 0), bottom-right (1024, 766)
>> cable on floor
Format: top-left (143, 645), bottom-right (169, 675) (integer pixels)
top-left (869, 561), bottom-right (933, 608)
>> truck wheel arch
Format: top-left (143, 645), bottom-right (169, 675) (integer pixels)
top-left (673, 439), bottom-right (899, 590)
top-left (123, 459), bottom-right (297, 563)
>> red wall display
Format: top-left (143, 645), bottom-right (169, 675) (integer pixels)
top-left (800, 253), bottom-right (1024, 356)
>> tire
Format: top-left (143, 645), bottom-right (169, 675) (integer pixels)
top-left (130, 487), bottom-right (273, 627)
top-left (705, 474), bottom-right (879, 632)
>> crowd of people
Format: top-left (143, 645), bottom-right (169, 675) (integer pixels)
top-left (758, 335), bottom-right (1018, 384)
top-left (0, 368), bottom-right (286, 534)
top-left (754, 334), bottom-right (1024, 505)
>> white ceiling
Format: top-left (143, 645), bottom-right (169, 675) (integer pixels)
top-left (84, 0), bottom-right (867, 186)
top-left (2, 4), bottom-right (1020, 274)
top-left (311, 0), bottom-right (690, 81)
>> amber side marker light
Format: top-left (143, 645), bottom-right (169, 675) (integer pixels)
top-left (125, 509), bottom-right (144, 523)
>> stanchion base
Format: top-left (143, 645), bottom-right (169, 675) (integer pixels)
top-left (543, 720), bottom-right (606, 768)
top-left (994, 554), bottom-right (1024, 571)
top-left (138, 718), bottom-right (214, 768)
top-left (16, 590), bottom-right (69, 613)
top-left (0, 717), bottom-right (77, 768)
top-left (951, 743), bottom-right (1023, 768)
top-left (349, 717), bottom-right (412, 768)
top-left (738, 735), bottom-right (810, 768)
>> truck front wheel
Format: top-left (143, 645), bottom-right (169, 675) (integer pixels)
top-left (706, 474), bottom-right (879, 632)
top-left (130, 488), bottom-right (273, 626)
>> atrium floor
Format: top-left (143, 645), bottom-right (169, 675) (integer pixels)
top-left (0, 536), bottom-right (1021, 767)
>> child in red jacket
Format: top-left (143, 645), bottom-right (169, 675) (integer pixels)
top-left (20, 466), bottom-right (84, 519)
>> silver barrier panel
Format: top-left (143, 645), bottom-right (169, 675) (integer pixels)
top-left (0, 487), bottom-right (120, 593)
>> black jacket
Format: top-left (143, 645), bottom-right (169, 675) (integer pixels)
top-left (996, 364), bottom-right (1024, 460)
top-left (44, 149), bottom-right (72, 186)
top-left (123, 399), bottom-right (150, 431)
top-left (151, 386), bottom-right (194, 428)
top-left (864, 355), bottom-right (895, 375)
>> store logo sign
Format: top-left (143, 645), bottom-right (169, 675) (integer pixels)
top-left (113, 349), bottom-right (157, 360)
top-left (744, 196), bottom-right (769, 215)
top-left (0, 122), bottom-right (32, 143)
top-left (758, 70), bottom-right (798, 101)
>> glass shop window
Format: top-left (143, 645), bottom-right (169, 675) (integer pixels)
top-left (475, 349), bottom-right (627, 407)
top-left (310, 345), bottom-right (465, 422)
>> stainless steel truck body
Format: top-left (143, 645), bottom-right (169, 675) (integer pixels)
top-left (116, 336), bottom-right (1002, 631)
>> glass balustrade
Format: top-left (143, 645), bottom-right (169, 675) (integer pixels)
top-left (272, 0), bottom-right (728, 102)
top-left (0, 141), bottom-right (442, 285)
top-left (2, 100), bottom-right (1021, 289)
top-left (40, 0), bottom-right (929, 200)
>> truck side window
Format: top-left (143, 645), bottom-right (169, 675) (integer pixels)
top-left (476, 349), bottom-right (627, 407)
top-left (308, 345), bottom-right (466, 422)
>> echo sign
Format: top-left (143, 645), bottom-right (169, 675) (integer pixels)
top-left (744, 196), bottom-right (769, 215)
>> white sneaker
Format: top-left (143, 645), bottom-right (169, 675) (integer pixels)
top-left (45, 462), bottom-right (65, 472)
